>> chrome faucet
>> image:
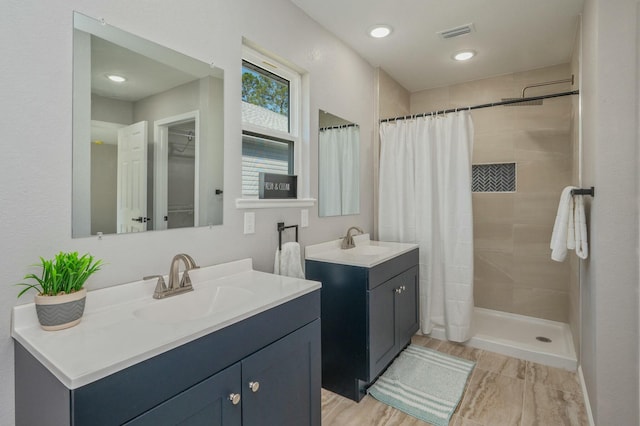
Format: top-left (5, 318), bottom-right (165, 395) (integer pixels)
top-left (341, 226), bottom-right (364, 249)
top-left (144, 253), bottom-right (199, 299)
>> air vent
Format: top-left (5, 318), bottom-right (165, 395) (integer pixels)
top-left (438, 23), bottom-right (475, 39)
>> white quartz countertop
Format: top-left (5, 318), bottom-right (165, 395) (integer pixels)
top-left (11, 258), bottom-right (321, 389)
top-left (305, 234), bottom-right (418, 268)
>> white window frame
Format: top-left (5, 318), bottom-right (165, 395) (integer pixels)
top-left (237, 45), bottom-right (314, 208)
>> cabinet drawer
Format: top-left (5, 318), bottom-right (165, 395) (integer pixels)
top-left (368, 249), bottom-right (418, 290)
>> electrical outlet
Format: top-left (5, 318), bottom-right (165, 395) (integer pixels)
top-left (301, 209), bottom-right (309, 227)
top-left (244, 212), bottom-right (255, 234)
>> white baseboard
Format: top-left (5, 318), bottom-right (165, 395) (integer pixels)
top-left (578, 365), bottom-right (595, 426)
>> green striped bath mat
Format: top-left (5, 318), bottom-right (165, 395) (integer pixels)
top-left (368, 345), bottom-right (475, 426)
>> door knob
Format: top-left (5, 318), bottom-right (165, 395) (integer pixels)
top-left (395, 288), bottom-right (402, 294)
top-left (229, 393), bottom-right (241, 405)
top-left (249, 381), bottom-right (260, 392)
top-left (132, 216), bottom-right (151, 223)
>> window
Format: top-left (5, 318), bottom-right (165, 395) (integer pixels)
top-left (241, 46), bottom-right (300, 197)
top-left (242, 61), bottom-right (290, 133)
top-left (242, 132), bottom-right (293, 196)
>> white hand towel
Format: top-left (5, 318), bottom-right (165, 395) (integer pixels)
top-left (573, 194), bottom-right (589, 259)
top-left (274, 242), bottom-right (305, 279)
top-left (550, 186), bottom-right (577, 262)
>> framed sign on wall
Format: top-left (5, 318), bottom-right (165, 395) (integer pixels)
top-left (259, 173), bottom-right (298, 199)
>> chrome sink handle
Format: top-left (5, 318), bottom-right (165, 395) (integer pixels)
top-left (143, 275), bottom-right (167, 298)
top-left (180, 269), bottom-right (193, 288)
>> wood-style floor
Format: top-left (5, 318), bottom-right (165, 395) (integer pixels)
top-left (321, 335), bottom-right (588, 426)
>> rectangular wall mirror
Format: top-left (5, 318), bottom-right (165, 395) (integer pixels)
top-left (318, 110), bottom-right (360, 217)
top-left (72, 12), bottom-right (224, 238)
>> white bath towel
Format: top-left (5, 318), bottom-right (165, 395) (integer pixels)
top-left (573, 194), bottom-right (589, 259)
top-left (550, 186), bottom-right (589, 261)
top-left (274, 242), bottom-right (305, 279)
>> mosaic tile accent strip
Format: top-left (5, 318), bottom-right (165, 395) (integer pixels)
top-left (472, 163), bottom-right (516, 192)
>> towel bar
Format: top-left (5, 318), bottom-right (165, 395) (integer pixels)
top-left (277, 222), bottom-right (299, 250)
top-left (571, 187), bottom-right (595, 197)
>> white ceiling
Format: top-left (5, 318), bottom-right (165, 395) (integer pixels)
top-left (291, 0), bottom-right (584, 93)
top-left (91, 37), bottom-right (201, 102)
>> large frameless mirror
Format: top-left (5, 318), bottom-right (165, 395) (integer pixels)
top-left (72, 12), bottom-right (224, 238)
top-left (318, 110), bottom-right (360, 217)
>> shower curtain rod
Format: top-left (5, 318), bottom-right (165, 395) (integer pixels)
top-left (380, 90), bottom-right (579, 123)
top-left (319, 123), bottom-right (359, 131)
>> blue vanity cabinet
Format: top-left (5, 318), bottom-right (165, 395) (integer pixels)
top-left (305, 249), bottom-right (419, 402)
top-left (14, 291), bottom-right (321, 426)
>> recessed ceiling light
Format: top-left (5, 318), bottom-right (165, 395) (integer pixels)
top-left (369, 25), bottom-right (392, 38)
top-left (453, 50), bottom-right (476, 61)
top-left (106, 74), bottom-right (127, 83)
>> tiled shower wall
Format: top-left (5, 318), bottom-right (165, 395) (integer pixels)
top-left (411, 64), bottom-right (576, 322)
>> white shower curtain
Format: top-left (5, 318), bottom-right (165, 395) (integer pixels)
top-left (378, 111), bottom-right (474, 342)
top-left (319, 126), bottom-right (359, 216)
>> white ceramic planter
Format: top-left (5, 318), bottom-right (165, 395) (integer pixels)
top-left (34, 288), bottom-right (87, 331)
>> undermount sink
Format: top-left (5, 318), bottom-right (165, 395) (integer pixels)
top-left (344, 245), bottom-right (391, 256)
top-left (134, 285), bottom-right (256, 324)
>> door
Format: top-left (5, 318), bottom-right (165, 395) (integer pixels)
top-left (241, 320), bottom-right (321, 426)
top-left (394, 266), bottom-right (420, 348)
top-left (153, 112), bottom-right (199, 231)
top-left (123, 363), bottom-right (242, 426)
top-left (117, 121), bottom-right (148, 233)
top-left (368, 277), bottom-right (398, 379)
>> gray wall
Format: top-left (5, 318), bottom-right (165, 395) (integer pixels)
top-left (92, 94), bottom-right (133, 124)
top-left (581, 0), bottom-right (640, 424)
top-left (0, 0), bottom-right (374, 422)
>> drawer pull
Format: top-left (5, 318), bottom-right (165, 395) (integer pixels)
top-left (395, 287), bottom-right (402, 294)
top-left (229, 393), bottom-right (241, 405)
top-left (249, 381), bottom-right (260, 392)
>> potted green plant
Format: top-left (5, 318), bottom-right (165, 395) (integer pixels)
top-left (17, 252), bottom-right (103, 331)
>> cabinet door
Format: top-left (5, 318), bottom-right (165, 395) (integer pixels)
top-left (368, 277), bottom-right (398, 380)
top-left (241, 320), bottom-right (321, 426)
top-left (394, 266), bottom-right (419, 348)
top-left (124, 363), bottom-right (242, 426)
